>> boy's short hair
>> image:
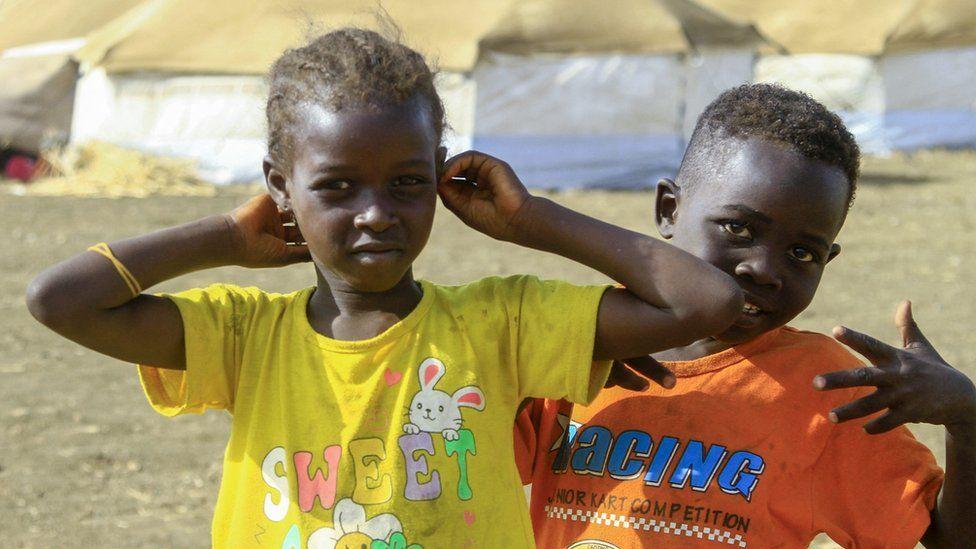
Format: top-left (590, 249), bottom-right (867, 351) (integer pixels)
top-left (679, 83), bottom-right (861, 209)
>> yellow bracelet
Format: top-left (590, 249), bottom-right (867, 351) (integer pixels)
top-left (87, 242), bottom-right (142, 297)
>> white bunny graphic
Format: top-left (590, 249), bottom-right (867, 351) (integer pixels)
top-left (403, 357), bottom-right (485, 441)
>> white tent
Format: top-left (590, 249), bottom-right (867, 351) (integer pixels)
top-left (0, 0), bottom-right (144, 153)
top-left (471, 0), bottom-right (762, 188)
top-left (60, 0), bottom-right (762, 187)
top-left (64, 0), bottom-right (505, 183)
top-left (699, 0), bottom-right (976, 153)
top-left (3, 0), bottom-right (973, 186)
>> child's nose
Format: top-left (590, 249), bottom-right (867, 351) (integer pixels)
top-left (353, 199), bottom-right (398, 233)
top-left (734, 255), bottom-right (783, 290)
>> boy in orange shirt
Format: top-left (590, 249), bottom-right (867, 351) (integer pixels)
top-left (516, 84), bottom-right (976, 547)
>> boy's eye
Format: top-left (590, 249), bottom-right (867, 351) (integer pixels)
top-left (392, 176), bottom-right (428, 187)
top-left (790, 246), bottom-right (817, 263)
top-left (721, 221), bottom-right (752, 239)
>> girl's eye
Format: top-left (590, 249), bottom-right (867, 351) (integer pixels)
top-left (790, 246), bottom-right (817, 263)
top-left (438, 405), bottom-right (444, 412)
top-left (721, 221), bottom-right (752, 239)
top-left (319, 179), bottom-right (352, 191)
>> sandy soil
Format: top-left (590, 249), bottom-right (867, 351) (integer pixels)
top-left (1, 151), bottom-right (974, 548)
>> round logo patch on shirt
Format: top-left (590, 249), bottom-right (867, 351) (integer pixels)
top-left (568, 540), bottom-right (620, 549)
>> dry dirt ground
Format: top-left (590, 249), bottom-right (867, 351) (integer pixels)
top-left (1, 152), bottom-right (974, 547)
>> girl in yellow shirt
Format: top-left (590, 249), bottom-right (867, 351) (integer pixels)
top-left (27, 28), bottom-right (741, 548)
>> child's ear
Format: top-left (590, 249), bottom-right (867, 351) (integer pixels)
top-left (435, 146), bottom-right (448, 179)
top-left (826, 243), bottom-right (842, 263)
top-left (263, 155), bottom-right (291, 211)
top-left (655, 178), bottom-right (680, 239)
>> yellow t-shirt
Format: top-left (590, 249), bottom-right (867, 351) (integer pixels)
top-left (138, 276), bottom-right (611, 548)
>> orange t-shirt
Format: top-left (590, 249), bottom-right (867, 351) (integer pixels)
top-left (516, 327), bottom-right (944, 549)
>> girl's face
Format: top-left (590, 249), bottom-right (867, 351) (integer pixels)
top-left (269, 101), bottom-right (442, 292)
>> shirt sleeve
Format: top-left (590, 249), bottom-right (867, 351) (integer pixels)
top-left (811, 386), bottom-right (945, 548)
top-left (137, 284), bottom-right (257, 417)
top-left (513, 276), bottom-right (612, 405)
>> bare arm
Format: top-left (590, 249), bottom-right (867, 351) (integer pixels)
top-left (438, 151), bottom-right (743, 361)
top-left (923, 424), bottom-right (976, 548)
top-left (25, 195), bottom-right (309, 370)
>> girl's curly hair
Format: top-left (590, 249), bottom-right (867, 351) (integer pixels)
top-left (266, 27), bottom-right (446, 172)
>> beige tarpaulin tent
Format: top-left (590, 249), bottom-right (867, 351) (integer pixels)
top-left (472, 0), bottom-right (765, 187)
top-left (698, 0), bottom-right (976, 151)
top-left (699, 0), bottom-right (976, 54)
top-left (66, 0), bottom-right (765, 187)
top-left (73, 0), bottom-right (510, 74)
top-left (0, 0), bottom-right (144, 51)
top-left (0, 0), bottom-right (143, 152)
top-left (0, 50), bottom-right (77, 152)
top-left (886, 0), bottom-right (976, 52)
top-left (480, 0), bottom-right (761, 54)
top-left (67, 0), bottom-right (510, 182)
top-left (69, 0), bottom-right (762, 71)
top-left (1, 0), bottom-right (504, 157)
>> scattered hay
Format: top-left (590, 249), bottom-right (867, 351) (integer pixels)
top-left (4, 141), bottom-right (216, 198)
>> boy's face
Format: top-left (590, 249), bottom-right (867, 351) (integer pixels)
top-left (657, 137), bottom-right (850, 345)
top-left (268, 101), bottom-right (442, 292)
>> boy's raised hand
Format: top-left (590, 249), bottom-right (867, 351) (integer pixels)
top-left (814, 301), bottom-right (976, 434)
top-left (227, 194), bottom-right (310, 268)
top-left (438, 151), bottom-right (532, 242)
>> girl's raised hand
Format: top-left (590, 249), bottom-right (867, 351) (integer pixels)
top-left (226, 194), bottom-right (311, 268)
top-left (438, 151), bottom-right (532, 242)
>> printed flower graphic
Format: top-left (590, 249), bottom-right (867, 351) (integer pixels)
top-left (307, 499), bottom-right (403, 549)
top-left (371, 532), bottom-right (422, 549)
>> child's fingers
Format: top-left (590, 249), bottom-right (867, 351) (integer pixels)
top-left (814, 367), bottom-right (892, 391)
top-left (604, 362), bottom-right (650, 391)
top-left (620, 356), bottom-right (676, 389)
top-left (283, 244), bottom-right (312, 264)
top-left (283, 225), bottom-right (304, 244)
top-left (440, 151), bottom-right (486, 182)
top-left (894, 300), bottom-right (932, 351)
top-left (832, 325), bottom-right (897, 365)
top-left (441, 150), bottom-right (507, 187)
top-left (437, 173), bottom-right (474, 207)
top-left (828, 389), bottom-right (894, 423)
top-left (863, 409), bottom-right (907, 434)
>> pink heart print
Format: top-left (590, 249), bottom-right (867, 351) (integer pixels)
top-left (463, 510), bottom-right (475, 526)
top-left (384, 369), bottom-right (402, 386)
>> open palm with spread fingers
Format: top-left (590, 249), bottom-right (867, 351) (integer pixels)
top-left (814, 301), bottom-right (976, 434)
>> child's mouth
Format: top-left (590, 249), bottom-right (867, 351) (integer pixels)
top-left (352, 250), bottom-right (401, 264)
top-left (742, 302), bottom-right (763, 315)
top-left (733, 301), bottom-right (766, 328)
top-left (350, 242), bottom-right (403, 263)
